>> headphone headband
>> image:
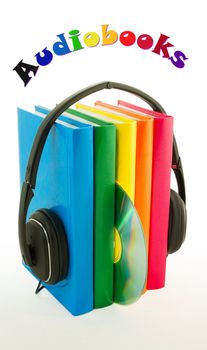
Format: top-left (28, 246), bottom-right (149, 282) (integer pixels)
top-left (19, 81), bottom-right (186, 266)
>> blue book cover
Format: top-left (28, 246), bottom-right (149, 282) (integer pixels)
top-left (18, 108), bottom-right (94, 316)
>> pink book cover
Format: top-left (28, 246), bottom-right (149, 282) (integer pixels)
top-left (118, 100), bottom-right (173, 289)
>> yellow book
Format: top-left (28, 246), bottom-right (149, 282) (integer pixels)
top-left (76, 103), bottom-right (137, 202)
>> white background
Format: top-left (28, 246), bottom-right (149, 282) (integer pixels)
top-left (1, 1), bottom-right (207, 349)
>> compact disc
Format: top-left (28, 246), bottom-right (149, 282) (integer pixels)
top-left (114, 183), bottom-right (147, 304)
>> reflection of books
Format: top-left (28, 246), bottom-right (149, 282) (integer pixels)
top-left (118, 101), bottom-right (174, 290)
top-left (76, 103), bottom-right (137, 203)
top-left (18, 108), bottom-right (94, 315)
top-left (36, 106), bottom-right (116, 309)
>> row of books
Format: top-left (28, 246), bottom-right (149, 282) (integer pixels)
top-left (18, 98), bottom-right (173, 316)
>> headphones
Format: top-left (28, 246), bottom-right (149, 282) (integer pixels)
top-left (18, 81), bottom-right (187, 286)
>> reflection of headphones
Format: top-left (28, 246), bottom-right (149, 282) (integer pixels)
top-left (18, 81), bottom-right (187, 286)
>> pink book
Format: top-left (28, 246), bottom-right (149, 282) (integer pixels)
top-left (118, 100), bottom-right (173, 289)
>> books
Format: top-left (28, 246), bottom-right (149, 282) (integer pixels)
top-left (36, 106), bottom-right (116, 309)
top-left (18, 90), bottom-right (174, 314)
top-left (118, 100), bottom-right (174, 289)
top-left (18, 108), bottom-right (94, 315)
top-left (94, 101), bottom-right (154, 285)
top-left (75, 103), bottom-right (137, 203)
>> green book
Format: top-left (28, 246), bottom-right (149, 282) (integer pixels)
top-left (36, 106), bottom-right (116, 309)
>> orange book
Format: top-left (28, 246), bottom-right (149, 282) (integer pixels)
top-left (95, 101), bottom-right (154, 286)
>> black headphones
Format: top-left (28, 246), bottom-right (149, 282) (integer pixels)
top-left (18, 81), bottom-right (187, 286)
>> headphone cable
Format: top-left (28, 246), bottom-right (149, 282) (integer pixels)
top-left (35, 280), bottom-right (45, 295)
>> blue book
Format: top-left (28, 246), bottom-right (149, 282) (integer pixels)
top-left (18, 108), bottom-right (94, 316)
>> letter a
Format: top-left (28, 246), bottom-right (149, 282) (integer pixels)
top-left (13, 60), bottom-right (39, 86)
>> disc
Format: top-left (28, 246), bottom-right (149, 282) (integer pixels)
top-left (114, 184), bottom-right (147, 304)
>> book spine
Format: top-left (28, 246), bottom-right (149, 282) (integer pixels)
top-left (135, 120), bottom-right (153, 292)
top-left (94, 126), bottom-right (116, 308)
top-left (147, 117), bottom-right (173, 289)
top-left (70, 127), bottom-right (94, 314)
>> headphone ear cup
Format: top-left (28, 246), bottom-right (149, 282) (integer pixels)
top-left (26, 209), bottom-right (69, 284)
top-left (168, 189), bottom-right (187, 254)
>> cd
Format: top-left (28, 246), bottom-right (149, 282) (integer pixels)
top-left (114, 184), bottom-right (147, 304)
